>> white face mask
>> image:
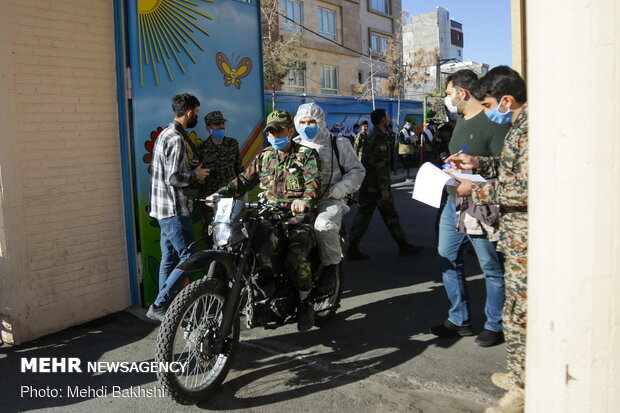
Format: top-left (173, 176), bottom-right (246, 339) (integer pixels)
top-left (444, 90), bottom-right (463, 114)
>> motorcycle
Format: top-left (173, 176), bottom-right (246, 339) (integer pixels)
top-left (155, 197), bottom-right (345, 405)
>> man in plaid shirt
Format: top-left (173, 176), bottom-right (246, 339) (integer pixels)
top-left (147, 93), bottom-right (209, 323)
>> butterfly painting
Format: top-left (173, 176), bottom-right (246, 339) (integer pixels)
top-left (215, 52), bottom-right (253, 89)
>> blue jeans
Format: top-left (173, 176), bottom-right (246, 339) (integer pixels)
top-left (437, 200), bottom-right (505, 332)
top-left (154, 215), bottom-right (195, 307)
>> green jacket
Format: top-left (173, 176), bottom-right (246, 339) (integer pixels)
top-left (360, 127), bottom-right (392, 192)
top-left (219, 141), bottom-right (322, 211)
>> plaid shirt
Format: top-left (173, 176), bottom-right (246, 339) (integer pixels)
top-left (149, 121), bottom-right (197, 220)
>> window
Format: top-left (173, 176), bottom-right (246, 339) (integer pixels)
top-left (370, 33), bottom-right (389, 54)
top-left (281, 0), bottom-right (303, 32)
top-left (318, 8), bottom-right (337, 40)
top-left (369, 0), bottom-right (389, 14)
top-left (457, 50), bottom-right (461, 57)
top-left (320, 65), bottom-right (338, 94)
top-left (282, 63), bottom-right (305, 92)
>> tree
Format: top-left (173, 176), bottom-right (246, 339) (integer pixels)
top-left (353, 48), bottom-right (384, 110)
top-left (382, 12), bottom-right (438, 127)
top-left (261, 0), bottom-right (306, 109)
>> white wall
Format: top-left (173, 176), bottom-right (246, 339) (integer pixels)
top-left (0, 0), bottom-right (130, 344)
top-left (526, 0), bottom-right (620, 411)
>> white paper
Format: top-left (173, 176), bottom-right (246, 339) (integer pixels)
top-left (446, 171), bottom-right (487, 182)
top-left (412, 163), bottom-right (455, 208)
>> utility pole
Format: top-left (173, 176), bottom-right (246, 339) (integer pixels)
top-left (435, 57), bottom-right (460, 93)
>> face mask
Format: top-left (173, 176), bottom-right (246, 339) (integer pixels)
top-left (353, 128), bottom-right (360, 134)
top-left (405, 124), bottom-right (412, 130)
top-left (210, 129), bottom-right (225, 141)
top-left (187, 113), bottom-right (198, 129)
top-left (268, 135), bottom-right (290, 150)
top-left (444, 90), bottom-right (464, 114)
top-left (299, 125), bottom-right (319, 140)
top-left (485, 99), bottom-right (512, 124)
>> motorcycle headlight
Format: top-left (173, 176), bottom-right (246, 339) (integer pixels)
top-left (212, 224), bottom-right (232, 247)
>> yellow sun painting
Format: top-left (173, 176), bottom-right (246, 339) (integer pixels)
top-left (138, 0), bottom-right (213, 86)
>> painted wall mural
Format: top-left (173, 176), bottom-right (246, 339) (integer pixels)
top-left (129, 0), bottom-right (265, 304)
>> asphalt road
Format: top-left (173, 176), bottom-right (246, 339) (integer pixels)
top-left (0, 173), bottom-right (505, 413)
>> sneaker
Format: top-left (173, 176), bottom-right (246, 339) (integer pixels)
top-left (315, 265), bottom-right (338, 295)
top-left (347, 244), bottom-right (369, 260)
top-left (430, 320), bottom-right (474, 338)
top-left (146, 304), bottom-right (168, 324)
top-left (491, 372), bottom-right (512, 391)
top-left (484, 388), bottom-right (524, 413)
top-left (297, 299), bottom-right (315, 332)
top-left (398, 243), bottom-right (424, 257)
top-left (475, 329), bottom-right (505, 347)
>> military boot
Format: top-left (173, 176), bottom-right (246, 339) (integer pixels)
top-left (485, 387), bottom-right (524, 413)
top-left (297, 298), bottom-right (315, 332)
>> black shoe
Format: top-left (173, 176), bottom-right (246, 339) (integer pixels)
top-left (297, 299), bottom-right (315, 332)
top-left (347, 244), bottom-right (369, 260)
top-left (146, 304), bottom-right (168, 324)
top-left (474, 329), bottom-right (505, 347)
top-left (398, 243), bottom-right (424, 256)
top-left (315, 265), bottom-right (338, 295)
top-left (430, 320), bottom-right (474, 338)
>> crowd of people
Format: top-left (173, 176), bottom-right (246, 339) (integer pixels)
top-left (145, 65), bottom-right (529, 413)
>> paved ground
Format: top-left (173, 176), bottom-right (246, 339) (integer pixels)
top-left (0, 170), bottom-right (505, 413)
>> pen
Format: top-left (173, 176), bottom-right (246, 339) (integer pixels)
top-left (441, 145), bottom-right (468, 169)
top-left (455, 145), bottom-right (468, 155)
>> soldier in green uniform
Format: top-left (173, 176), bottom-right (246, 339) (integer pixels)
top-left (195, 111), bottom-right (243, 237)
top-left (449, 66), bottom-right (529, 413)
top-left (347, 109), bottom-right (423, 259)
top-left (353, 120), bottom-right (369, 161)
top-left (216, 110), bottom-right (322, 332)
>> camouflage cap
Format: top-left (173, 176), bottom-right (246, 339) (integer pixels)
top-left (264, 110), bottom-right (293, 133)
top-left (204, 110), bottom-right (227, 126)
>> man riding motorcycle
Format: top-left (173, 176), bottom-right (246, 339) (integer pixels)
top-left (293, 103), bottom-right (365, 285)
top-left (214, 110), bottom-right (322, 331)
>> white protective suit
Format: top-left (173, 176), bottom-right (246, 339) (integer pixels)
top-left (293, 103), bottom-right (366, 265)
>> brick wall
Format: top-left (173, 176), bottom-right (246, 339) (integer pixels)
top-left (0, 0), bottom-right (130, 343)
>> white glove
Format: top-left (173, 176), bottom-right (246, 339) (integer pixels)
top-left (328, 184), bottom-right (346, 200)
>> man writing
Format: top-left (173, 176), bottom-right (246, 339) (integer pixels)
top-left (448, 66), bottom-right (529, 413)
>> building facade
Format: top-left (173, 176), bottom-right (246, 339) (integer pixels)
top-left (278, 0), bottom-right (401, 97)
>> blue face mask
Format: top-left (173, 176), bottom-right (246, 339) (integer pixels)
top-left (299, 125), bottom-right (319, 140)
top-left (268, 136), bottom-right (290, 150)
top-left (210, 129), bottom-right (225, 141)
top-left (353, 128), bottom-right (360, 134)
top-left (485, 100), bottom-right (512, 124)
top-left (405, 124), bottom-right (412, 130)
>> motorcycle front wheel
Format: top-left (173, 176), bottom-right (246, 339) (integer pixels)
top-left (155, 277), bottom-right (239, 405)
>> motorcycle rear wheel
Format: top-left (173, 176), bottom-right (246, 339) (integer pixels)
top-left (156, 277), bottom-right (239, 405)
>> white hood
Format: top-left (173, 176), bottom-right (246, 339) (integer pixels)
top-left (293, 102), bottom-right (330, 146)
top-left (293, 103), bottom-right (365, 198)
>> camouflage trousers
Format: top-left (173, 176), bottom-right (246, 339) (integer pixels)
top-left (503, 251), bottom-right (528, 389)
top-left (285, 223), bottom-right (316, 292)
top-left (349, 187), bottom-right (407, 246)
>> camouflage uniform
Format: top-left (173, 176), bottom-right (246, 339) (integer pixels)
top-left (472, 104), bottom-right (529, 389)
top-left (349, 127), bottom-right (408, 246)
top-left (218, 112), bottom-right (322, 292)
top-left (353, 131), bottom-right (368, 161)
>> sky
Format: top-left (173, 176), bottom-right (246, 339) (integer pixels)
top-left (401, 0), bottom-right (512, 68)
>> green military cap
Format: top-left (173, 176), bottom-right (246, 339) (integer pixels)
top-left (204, 110), bottom-right (227, 126)
top-left (264, 110), bottom-right (293, 133)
